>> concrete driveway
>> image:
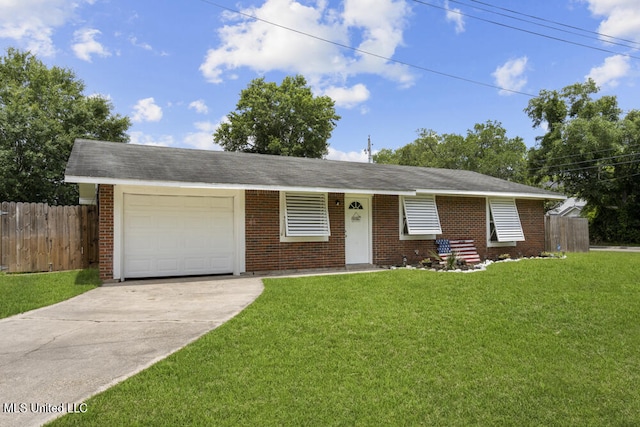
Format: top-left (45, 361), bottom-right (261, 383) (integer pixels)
top-left (0, 276), bottom-right (264, 427)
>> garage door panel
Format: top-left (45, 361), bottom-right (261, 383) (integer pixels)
top-left (211, 254), bottom-right (233, 271)
top-left (157, 232), bottom-right (181, 252)
top-left (185, 236), bottom-right (211, 251)
top-left (126, 258), bottom-right (153, 276)
top-left (183, 257), bottom-right (208, 271)
top-left (127, 214), bottom-right (155, 229)
top-left (156, 258), bottom-right (180, 274)
top-left (124, 195), bottom-right (235, 278)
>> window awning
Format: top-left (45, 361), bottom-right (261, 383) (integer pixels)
top-left (284, 192), bottom-right (331, 237)
top-left (489, 199), bottom-right (525, 242)
top-left (403, 195), bottom-right (442, 235)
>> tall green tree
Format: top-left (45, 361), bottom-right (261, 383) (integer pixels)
top-left (525, 79), bottom-right (640, 243)
top-left (214, 75), bottom-right (340, 158)
top-left (0, 48), bottom-right (130, 205)
top-left (373, 120), bottom-right (528, 182)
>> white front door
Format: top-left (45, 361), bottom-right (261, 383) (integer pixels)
top-left (345, 197), bottom-right (371, 264)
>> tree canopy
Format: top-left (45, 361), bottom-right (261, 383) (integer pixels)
top-left (214, 75), bottom-right (340, 158)
top-left (525, 79), bottom-right (640, 243)
top-left (0, 48), bottom-right (130, 205)
top-left (374, 120), bottom-right (528, 182)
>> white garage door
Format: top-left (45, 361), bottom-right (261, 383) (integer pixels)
top-left (124, 194), bottom-right (234, 278)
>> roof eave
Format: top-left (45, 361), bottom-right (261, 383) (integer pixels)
top-left (64, 175), bottom-right (417, 196)
top-left (418, 188), bottom-right (566, 201)
top-left (65, 175), bottom-right (565, 200)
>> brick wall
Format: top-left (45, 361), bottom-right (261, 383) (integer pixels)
top-left (511, 199), bottom-right (546, 258)
top-left (97, 184), bottom-right (114, 281)
top-left (438, 195), bottom-right (488, 257)
top-left (372, 195), bottom-right (440, 266)
top-left (372, 195), bottom-right (547, 265)
top-left (245, 190), bottom-right (345, 271)
top-left (96, 188), bottom-right (547, 278)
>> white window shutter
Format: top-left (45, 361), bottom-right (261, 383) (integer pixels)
top-left (403, 196), bottom-right (442, 235)
top-left (489, 199), bottom-right (525, 242)
top-left (284, 193), bottom-right (331, 237)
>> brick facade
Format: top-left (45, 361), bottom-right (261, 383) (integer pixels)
top-left (371, 194), bottom-right (438, 266)
top-left (372, 195), bottom-right (546, 266)
top-left (245, 192), bottom-right (546, 272)
top-left (511, 199), bottom-right (546, 258)
top-left (96, 188), bottom-right (547, 278)
top-left (245, 190), bottom-right (345, 272)
top-left (98, 184), bottom-right (114, 281)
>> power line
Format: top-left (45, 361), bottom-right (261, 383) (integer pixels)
top-left (533, 158), bottom-right (640, 176)
top-left (467, 0), bottom-right (640, 48)
top-left (412, 0), bottom-right (640, 61)
top-left (598, 171), bottom-right (640, 183)
top-left (528, 152), bottom-right (640, 174)
top-left (529, 143), bottom-right (640, 165)
top-left (447, 0), bottom-right (640, 51)
top-left (196, 0), bottom-right (536, 96)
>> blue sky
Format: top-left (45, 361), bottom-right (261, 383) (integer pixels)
top-left (1, 0), bottom-right (639, 161)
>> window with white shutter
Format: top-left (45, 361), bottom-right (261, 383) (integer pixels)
top-left (282, 192), bottom-right (330, 240)
top-left (488, 198), bottom-right (525, 244)
top-left (400, 195), bottom-right (442, 239)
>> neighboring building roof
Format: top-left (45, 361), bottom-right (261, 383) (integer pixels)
top-left (548, 197), bottom-right (586, 216)
top-left (65, 139), bottom-right (565, 200)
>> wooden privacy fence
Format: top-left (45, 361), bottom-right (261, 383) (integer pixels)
top-left (0, 202), bottom-right (98, 273)
top-left (545, 215), bottom-right (590, 253)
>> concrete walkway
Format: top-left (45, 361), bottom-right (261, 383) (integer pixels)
top-left (0, 276), bottom-right (264, 427)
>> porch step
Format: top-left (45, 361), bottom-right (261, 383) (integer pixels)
top-left (436, 239), bottom-right (481, 264)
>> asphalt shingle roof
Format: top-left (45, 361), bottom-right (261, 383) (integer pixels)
top-left (65, 139), bottom-right (564, 199)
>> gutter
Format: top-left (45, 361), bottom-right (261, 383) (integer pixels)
top-left (65, 176), bottom-right (565, 201)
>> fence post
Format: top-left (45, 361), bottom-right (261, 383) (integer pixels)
top-left (0, 202), bottom-right (8, 271)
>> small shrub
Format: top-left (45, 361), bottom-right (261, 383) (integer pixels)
top-left (445, 252), bottom-right (458, 270)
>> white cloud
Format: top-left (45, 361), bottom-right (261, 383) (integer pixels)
top-left (72, 28), bottom-right (111, 62)
top-left (444, 0), bottom-right (465, 34)
top-left (0, 0), bottom-right (92, 57)
top-left (130, 120), bottom-right (224, 150)
top-left (129, 131), bottom-right (175, 147)
top-left (341, 0), bottom-right (414, 85)
top-left (183, 120), bottom-right (224, 150)
top-left (586, 54), bottom-right (630, 87)
top-left (189, 99), bottom-right (209, 114)
top-left (492, 56), bottom-right (528, 96)
top-left (129, 36), bottom-right (153, 51)
top-left (326, 146), bottom-right (373, 162)
top-left (584, 0), bottom-right (640, 43)
top-left (199, 0), bottom-right (414, 87)
top-left (132, 98), bottom-right (163, 123)
top-left (322, 84), bottom-right (370, 108)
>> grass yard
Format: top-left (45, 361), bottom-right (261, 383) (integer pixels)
top-left (51, 253), bottom-right (639, 426)
top-left (0, 269), bottom-right (100, 318)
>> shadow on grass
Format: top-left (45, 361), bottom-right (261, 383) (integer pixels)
top-left (74, 268), bottom-right (101, 286)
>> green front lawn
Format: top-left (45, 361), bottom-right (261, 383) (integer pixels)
top-left (0, 269), bottom-right (100, 318)
top-left (51, 253), bottom-right (639, 426)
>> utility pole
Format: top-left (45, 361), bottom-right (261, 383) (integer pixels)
top-left (365, 135), bottom-right (373, 163)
